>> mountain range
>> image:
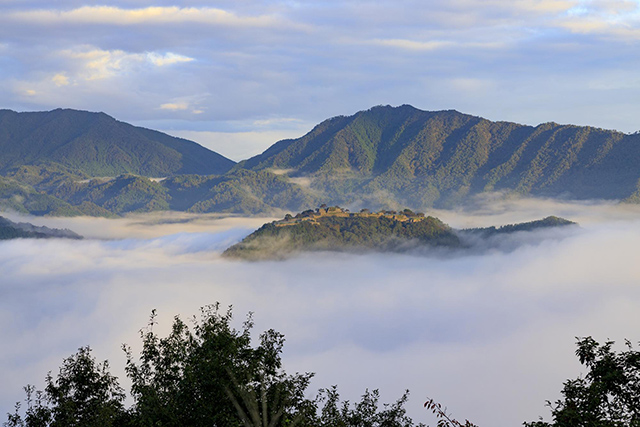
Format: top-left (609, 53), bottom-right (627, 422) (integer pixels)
top-left (1, 105), bottom-right (639, 216)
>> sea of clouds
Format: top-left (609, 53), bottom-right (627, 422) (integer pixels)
top-left (2, 199), bottom-right (640, 426)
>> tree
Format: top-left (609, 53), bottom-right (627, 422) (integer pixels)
top-left (4, 346), bottom-right (127, 427)
top-left (317, 386), bottom-right (424, 427)
top-left (123, 304), bottom-right (317, 426)
top-left (6, 305), bottom-right (425, 427)
top-left (525, 337), bottom-right (640, 427)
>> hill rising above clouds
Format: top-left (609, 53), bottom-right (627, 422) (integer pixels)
top-left (223, 206), bottom-right (577, 260)
top-left (240, 105), bottom-right (640, 208)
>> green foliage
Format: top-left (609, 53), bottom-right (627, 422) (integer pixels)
top-left (241, 105), bottom-right (640, 208)
top-left (0, 108), bottom-right (235, 177)
top-left (123, 304), bottom-right (316, 427)
top-left (223, 208), bottom-right (460, 260)
top-left (317, 386), bottom-right (424, 427)
top-left (4, 347), bottom-right (127, 427)
top-left (463, 216), bottom-right (576, 238)
top-left (525, 337), bottom-right (640, 427)
top-left (0, 177), bottom-right (83, 216)
top-left (424, 398), bottom-right (477, 427)
top-left (5, 306), bottom-right (424, 427)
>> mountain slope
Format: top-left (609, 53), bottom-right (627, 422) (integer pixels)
top-left (0, 109), bottom-right (235, 177)
top-left (0, 215), bottom-right (81, 240)
top-left (240, 105), bottom-right (640, 207)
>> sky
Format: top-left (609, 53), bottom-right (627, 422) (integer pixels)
top-left (1, 0), bottom-right (640, 160)
top-left (2, 201), bottom-right (640, 426)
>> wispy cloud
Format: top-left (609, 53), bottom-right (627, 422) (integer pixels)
top-left (51, 73), bottom-right (69, 87)
top-left (146, 52), bottom-right (194, 66)
top-left (370, 39), bottom-right (454, 51)
top-left (160, 102), bottom-right (189, 111)
top-left (3, 6), bottom-right (290, 28)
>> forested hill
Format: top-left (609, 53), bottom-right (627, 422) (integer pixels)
top-left (223, 207), bottom-right (578, 260)
top-left (0, 109), bottom-right (235, 177)
top-left (0, 215), bottom-right (81, 240)
top-left (223, 206), bottom-right (460, 260)
top-left (239, 105), bottom-right (640, 207)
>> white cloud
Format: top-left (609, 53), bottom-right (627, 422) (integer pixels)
top-left (370, 38), bottom-right (453, 51)
top-left (2, 206), bottom-right (640, 427)
top-left (146, 52), bottom-right (194, 67)
top-left (51, 73), bottom-right (69, 87)
top-left (4, 6), bottom-right (293, 29)
top-left (53, 47), bottom-right (195, 81)
top-left (63, 48), bottom-right (145, 80)
top-left (160, 102), bottom-right (189, 111)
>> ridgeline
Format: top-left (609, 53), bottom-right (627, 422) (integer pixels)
top-left (223, 206), bottom-right (577, 260)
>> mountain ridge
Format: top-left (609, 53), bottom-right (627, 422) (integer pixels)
top-left (0, 108), bottom-right (236, 178)
top-left (240, 105), bottom-right (640, 208)
top-left (1, 105), bottom-right (640, 216)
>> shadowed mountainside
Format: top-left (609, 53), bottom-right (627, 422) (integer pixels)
top-left (0, 215), bottom-right (81, 240)
top-left (0, 109), bottom-right (235, 177)
top-left (1, 105), bottom-right (640, 216)
top-left (240, 105), bottom-right (640, 207)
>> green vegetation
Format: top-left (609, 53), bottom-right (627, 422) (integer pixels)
top-left (462, 216), bottom-right (577, 237)
top-left (240, 105), bottom-right (640, 208)
top-left (3, 105), bottom-right (640, 217)
top-left (0, 216), bottom-right (81, 240)
top-left (223, 207), bottom-right (578, 260)
top-left (526, 337), bottom-right (640, 427)
top-left (0, 177), bottom-right (84, 217)
top-left (0, 109), bottom-right (235, 178)
top-left (223, 206), bottom-right (460, 260)
top-left (8, 308), bottom-right (640, 427)
top-left (5, 305), bottom-right (424, 427)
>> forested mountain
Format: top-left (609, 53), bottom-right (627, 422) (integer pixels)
top-left (1, 105), bottom-right (640, 216)
top-left (0, 109), bottom-right (235, 177)
top-left (0, 215), bottom-right (81, 240)
top-left (240, 105), bottom-right (640, 207)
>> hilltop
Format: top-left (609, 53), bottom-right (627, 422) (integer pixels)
top-left (240, 105), bottom-right (640, 208)
top-left (0, 109), bottom-right (235, 178)
top-left (223, 206), bottom-right (577, 260)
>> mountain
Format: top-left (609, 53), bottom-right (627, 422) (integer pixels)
top-left (0, 109), bottom-right (235, 178)
top-left (240, 105), bottom-right (640, 208)
top-left (2, 105), bottom-right (640, 217)
top-left (0, 215), bottom-right (81, 240)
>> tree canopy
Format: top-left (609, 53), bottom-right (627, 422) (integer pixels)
top-left (5, 304), bottom-right (424, 427)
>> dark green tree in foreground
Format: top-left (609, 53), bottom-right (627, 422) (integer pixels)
top-left (5, 347), bottom-right (127, 427)
top-left (5, 304), bottom-right (423, 427)
top-left (525, 337), bottom-right (640, 427)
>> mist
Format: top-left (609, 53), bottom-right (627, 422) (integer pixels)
top-left (2, 200), bottom-right (640, 426)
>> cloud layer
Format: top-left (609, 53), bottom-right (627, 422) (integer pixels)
top-left (2, 201), bottom-right (640, 426)
top-left (1, 1), bottom-right (640, 158)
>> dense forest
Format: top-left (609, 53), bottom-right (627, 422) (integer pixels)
top-left (223, 207), bottom-right (577, 260)
top-left (1, 106), bottom-right (640, 217)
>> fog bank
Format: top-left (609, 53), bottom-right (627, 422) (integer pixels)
top-left (1, 201), bottom-right (640, 426)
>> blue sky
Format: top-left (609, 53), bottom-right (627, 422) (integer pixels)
top-left (1, 0), bottom-right (640, 159)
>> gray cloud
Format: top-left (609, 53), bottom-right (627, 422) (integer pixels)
top-left (2, 202), bottom-right (640, 426)
top-left (1, 1), bottom-right (640, 160)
